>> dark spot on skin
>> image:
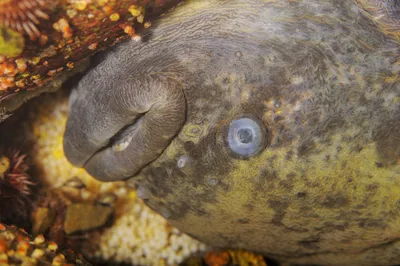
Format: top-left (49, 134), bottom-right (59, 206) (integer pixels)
top-left (244, 203), bottom-right (255, 211)
top-left (237, 218), bottom-right (250, 224)
top-left (373, 116), bottom-right (400, 166)
top-left (195, 208), bottom-right (208, 216)
top-left (320, 222), bottom-right (348, 232)
top-left (153, 167), bottom-right (168, 179)
top-left (279, 172), bottom-right (296, 190)
top-left (318, 116), bottom-right (346, 136)
top-left (217, 180), bottom-right (231, 192)
top-left (264, 171), bottom-right (278, 182)
top-left (298, 236), bottom-right (320, 250)
top-left (268, 200), bottom-right (289, 225)
top-left (358, 219), bottom-right (387, 228)
top-left (161, 201), bottom-right (193, 220)
top-left (223, 101), bottom-right (233, 111)
top-left (278, 127), bottom-right (296, 143)
top-left (145, 167), bottom-right (171, 198)
top-left (222, 77), bottom-right (231, 85)
top-left (299, 206), bottom-right (313, 213)
top-left (287, 172), bottom-right (297, 179)
top-left (366, 183), bottom-right (380, 193)
top-left (278, 180), bottom-right (293, 190)
top-left (274, 115), bottom-right (285, 122)
top-left (298, 139), bottom-right (316, 156)
top-left (297, 192), bottom-right (307, 198)
top-left (184, 141), bottom-right (196, 152)
top-left (285, 150), bottom-right (294, 160)
top-left (322, 194), bottom-right (349, 208)
top-left (268, 155), bottom-right (278, 165)
top-left (350, 144), bottom-right (364, 153)
top-left (217, 233), bottom-right (236, 246)
top-left (255, 169), bottom-right (278, 192)
top-left (346, 45), bottom-right (356, 53)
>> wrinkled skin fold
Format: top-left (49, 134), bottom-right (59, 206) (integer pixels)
top-left (64, 1), bottom-right (400, 265)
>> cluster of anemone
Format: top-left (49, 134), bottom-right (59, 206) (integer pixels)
top-left (0, 148), bottom-right (33, 227)
top-left (0, 0), bottom-right (51, 40)
top-left (20, 89), bottom-right (208, 265)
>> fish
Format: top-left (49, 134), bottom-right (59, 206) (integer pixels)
top-left (63, 1), bottom-right (400, 265)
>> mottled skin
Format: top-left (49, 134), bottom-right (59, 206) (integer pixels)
top-left (63, 1), bottom-right (400, 265)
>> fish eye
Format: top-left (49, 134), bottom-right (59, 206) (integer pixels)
top-left (227, 117), bottom-right (267, 158)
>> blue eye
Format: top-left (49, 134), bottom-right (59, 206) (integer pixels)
top-left (227, 117), bottom-right (267, 158)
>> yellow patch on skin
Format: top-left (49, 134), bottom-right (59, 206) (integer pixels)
top-left (161, 142), bottom-right (184, 168)
top-left (180, 123), bottom-right (209, 144)
top-left (384, 74), bottom-right (399, 84)
top-left (225, 130), bottom-right (400, 216)
top-left (176, 128), bottom-right (400, 254)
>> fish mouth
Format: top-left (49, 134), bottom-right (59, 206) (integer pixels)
top-left (64, 95), bottom-right (187, 183)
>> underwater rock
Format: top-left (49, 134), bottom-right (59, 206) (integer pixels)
top-left (0, 0), bottom-right (183, 121)
top-left (64, 203), bottom-right (113, 235)
top-left (31, 207), bottom-right (56, 236)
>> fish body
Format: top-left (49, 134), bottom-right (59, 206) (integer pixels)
top-left (64, 1), bottom-right (400, 265)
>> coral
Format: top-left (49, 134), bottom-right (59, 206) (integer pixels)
top-left (14, 89), bottom-right (209, 265)
top-left (0, 148), bottom-right (34, 227)
top-left (0, 223), bottom-right (91, 265)
top-left (182, 250), bottom-right (270, 266)
top-left (203, 250), bottom-right (268, 266)
top-left (0, 0), bottom-right (51, 40)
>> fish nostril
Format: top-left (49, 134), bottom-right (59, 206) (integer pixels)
top-left (177, 155), bottom-right (191, 169)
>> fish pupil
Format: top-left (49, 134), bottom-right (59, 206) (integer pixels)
top-left (237, 128), bottom-right (253, 144)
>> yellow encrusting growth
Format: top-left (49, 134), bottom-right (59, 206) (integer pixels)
top-left (96, 191), bottom-right (207, 265)
top-left (23, 90), bottom-right (208, 265)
